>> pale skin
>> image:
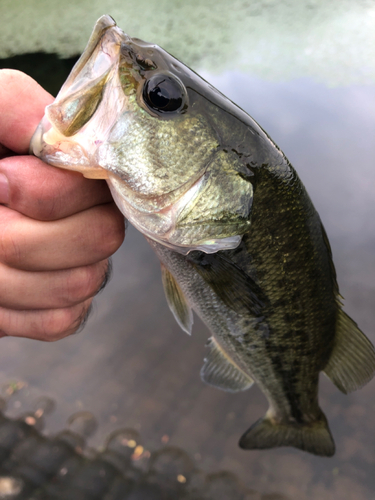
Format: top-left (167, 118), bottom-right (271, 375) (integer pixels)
top-left (0, 70), bottom-right (125, 341)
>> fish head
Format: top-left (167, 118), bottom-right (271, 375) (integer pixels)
top-left (31, 15), bottom-right (254, 254)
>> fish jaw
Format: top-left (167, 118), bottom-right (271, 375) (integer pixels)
top-left (30, 15), bottom-right (127, 180)
top-left (30, 117), bottom-right (109, 179)
top-left (107, 172), bottom-right (243, 254)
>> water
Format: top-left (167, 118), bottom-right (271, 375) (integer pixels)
top-left (0, 63), bottom-right (374, 498)
top-left (0, 400), bottom-right (260, 498)
top-left (0, 0), bottom-right (374, 86)
top-left (0, 3), bottom-right (375, 494)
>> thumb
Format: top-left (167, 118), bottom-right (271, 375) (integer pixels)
top-left (0, 69), bottom-right (53, 154)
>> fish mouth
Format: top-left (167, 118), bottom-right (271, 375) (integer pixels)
top-left (30, 115), bottom-right (110, 179)
top-left (56, 15), bottom-right (127, 101)
top-left (30, 15), bottom-right (127, 180)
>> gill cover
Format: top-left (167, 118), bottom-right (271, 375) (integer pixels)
top-left (30, 15), bottom-right (255, 255)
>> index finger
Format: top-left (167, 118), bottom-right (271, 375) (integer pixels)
top-left (0, 69), bottom-right (53, 153)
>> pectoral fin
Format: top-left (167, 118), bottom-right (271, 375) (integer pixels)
top-left (324, 309), bottom-right (375, 394)
top-left (188, 252), bottom-right (267, 316)
top-left (161, 264), bottom-right (193, 335)
top-left (201, 337), bottom-right (253, 392)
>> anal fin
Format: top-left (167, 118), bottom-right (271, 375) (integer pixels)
top-left (201, 337), bottom-right (253, 392)
top-left (323, 309), bottom-right (375, 394)
top-left (161, 264), bottom-right (193, 335)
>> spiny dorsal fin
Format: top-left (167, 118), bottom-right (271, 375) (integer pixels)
top-left (324, 309), bottom-right (375, 394)
top-left (161, 264), bottom-right (193, 335)
top-left (201, 337), bottom-right (253, 392)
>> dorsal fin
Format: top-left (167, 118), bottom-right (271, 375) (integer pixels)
top-left (324, 309), bottom-right (375, 394)
top-left (160, 264), bottom-right (193, 335)
top-left (201, 337), bottom-right (253, 392)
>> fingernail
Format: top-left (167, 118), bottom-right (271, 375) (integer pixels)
top-left (0, 173), bottom-right (9, 204)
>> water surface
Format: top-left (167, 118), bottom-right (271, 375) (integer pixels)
top-left (0, 68), bottom-right (374, 499)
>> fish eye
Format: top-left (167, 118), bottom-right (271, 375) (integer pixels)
top-left (143, 74), bottom-right (186, 113)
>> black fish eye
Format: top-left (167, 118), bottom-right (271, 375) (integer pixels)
top-left (143, 74), bottom-right (186, 113)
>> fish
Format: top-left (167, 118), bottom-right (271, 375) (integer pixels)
top-left (30, 15), bottom-right (375, 457)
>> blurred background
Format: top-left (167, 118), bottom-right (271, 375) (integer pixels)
top-left (0, 1), bottom-right (374, 498)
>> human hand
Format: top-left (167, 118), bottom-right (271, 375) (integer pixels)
top-left (0, 70), bottom-right (125, 341)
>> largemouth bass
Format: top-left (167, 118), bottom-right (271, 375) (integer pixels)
top-left (30, 15), bottom-right (375, 457)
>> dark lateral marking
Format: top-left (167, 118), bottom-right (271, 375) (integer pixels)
top-left (267, 351), bottom-right (305, 424)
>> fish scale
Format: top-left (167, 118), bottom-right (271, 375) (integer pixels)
top-left (30, 15), bottom-right (375, 457)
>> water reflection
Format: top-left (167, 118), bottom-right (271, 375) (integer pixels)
top-left (201, 72), bottom-right (375, 247)
top-left (0, 395), bottom-right (281, 499)
top-left (0, 1), bottom-right (374, 86)
top-left (0, 59), bottom-right (374, 498)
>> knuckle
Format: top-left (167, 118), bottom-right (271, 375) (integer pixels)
top-left (33, 188), bottom-right (63, 221)
top-left (40, 302), bottom-right (92, 342)
top-left (66, 262), bottom-right (108, 304)
top-left (0, 225), bottom-right (23, 267)
top-left (96, 205), bottom-right (125, 257)
top-left (0, 302), bottom-right (92, 341)
top-left (39, 310), bottom-right (74, 342)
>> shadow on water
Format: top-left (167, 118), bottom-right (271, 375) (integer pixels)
top-left (0, 54), bottom-right (79, 97)
top-left (0, 54), bottom-right (374, 499)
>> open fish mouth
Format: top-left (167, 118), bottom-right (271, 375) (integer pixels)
top-left (30, 15), bottom-right (126, 180)
top-left (30, 116), bottom-right (111, 179)
top-left (30, 15), bottom-right (252, 254)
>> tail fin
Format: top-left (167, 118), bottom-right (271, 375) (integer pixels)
top-left (239, 412), bottom-right (335, 457)
top-left (324, 309), bottom-right (375, 394)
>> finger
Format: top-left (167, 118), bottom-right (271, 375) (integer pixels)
top-left (0, 203), bottom-right (124, 271)
top-left (0, 70), bottom-right (53, 153)
top-left (0, 259), bottom-right (111, 310)
top-left (0, 144), bottom-right (15, 160)
top-left (0, 299), bottom-right (93, 341)
top-left (0, 155), bottom-right (113, 220)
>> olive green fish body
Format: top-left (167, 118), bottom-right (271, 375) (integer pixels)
top-left (30, 15), bottom-right (375, 457)
top-left (150, 155), bottom-right (339, 456)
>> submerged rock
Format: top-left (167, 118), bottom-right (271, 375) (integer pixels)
top-left (0, 397), bottom-right (280, 500)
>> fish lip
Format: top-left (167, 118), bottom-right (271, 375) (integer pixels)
top-left (58, 16), bottom-right (127, 99)
top-left (29, 121), bottom-right (44, 156)
top-left (29, 115), bottom-right (93, 172)
top-left (56, 25), bottom-right (125, 104)
top-left (30, 16), bottom-right (127, 179)
top-left (30, 116), bottom-right (110, 179)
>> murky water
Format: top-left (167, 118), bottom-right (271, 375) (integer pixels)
top-left (0, 0), bottom-right (375, 488)
top-left (0, 55), bottom-right (374, 498)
